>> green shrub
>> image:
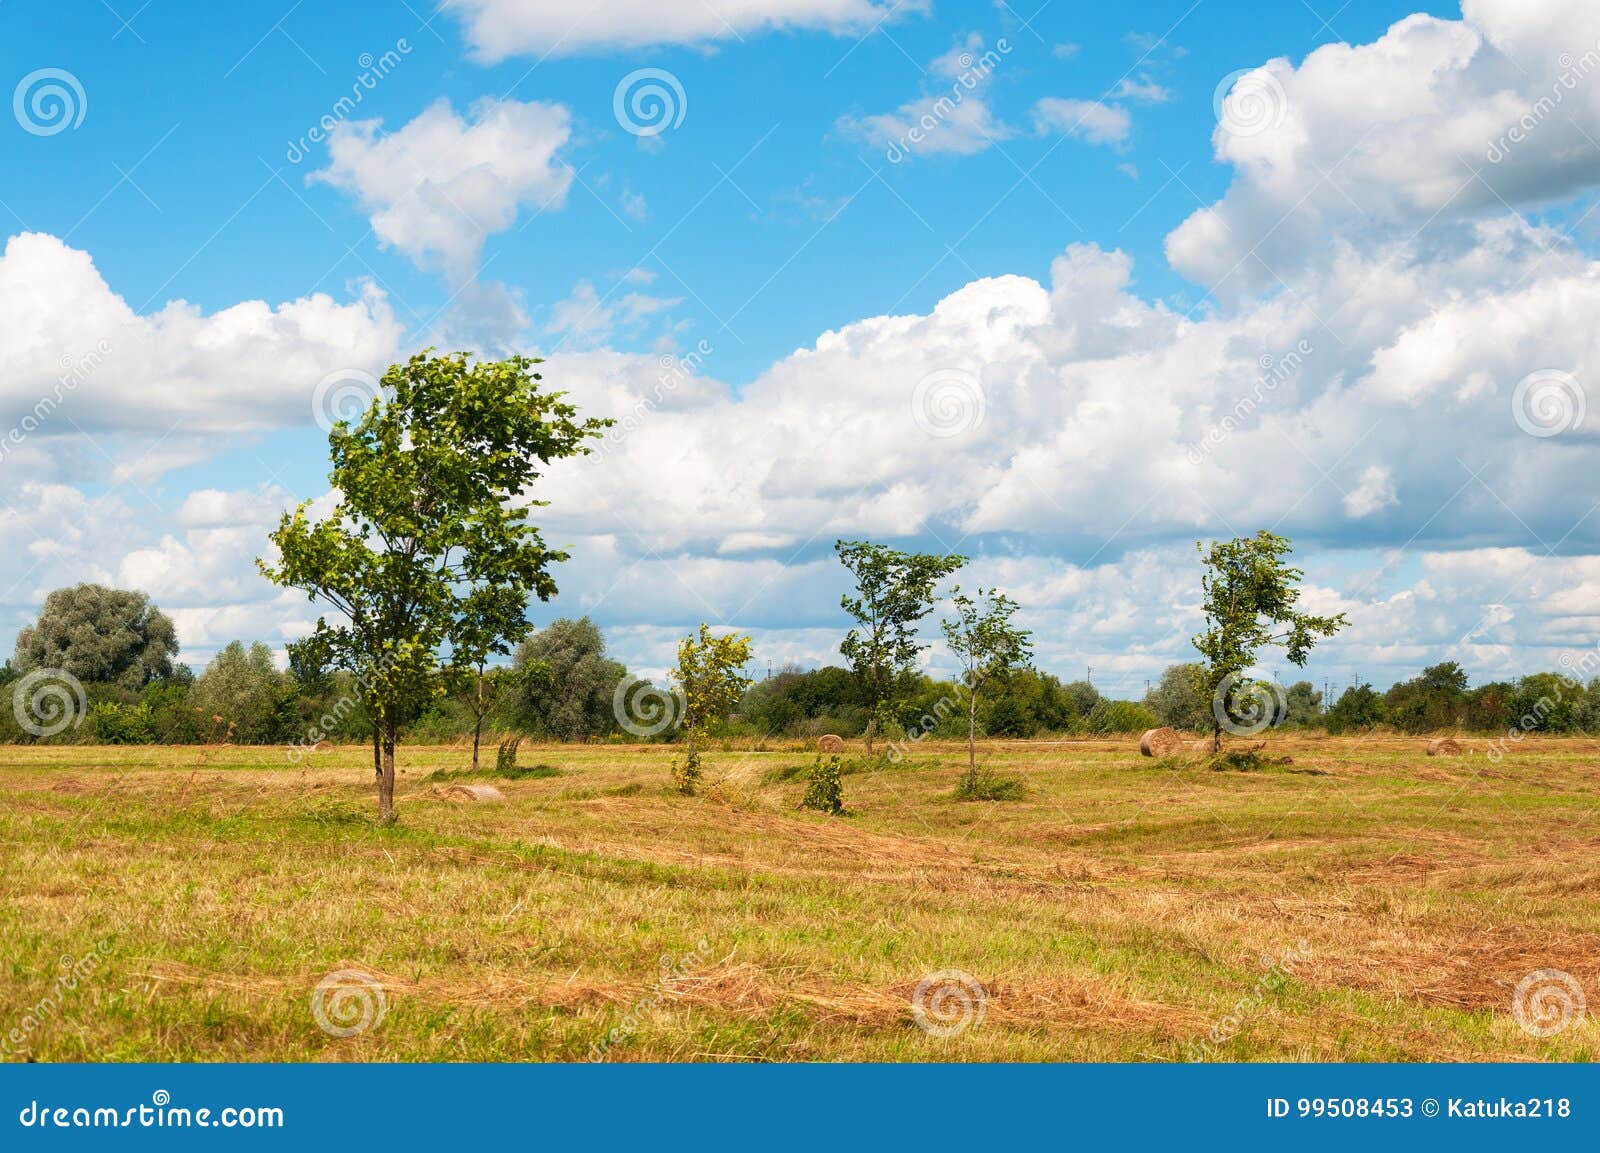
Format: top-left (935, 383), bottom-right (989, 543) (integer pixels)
top-left (953, 770), bottom-right (1027, 801)
top-left (89, 702), bottom-right (156, 744)
top-left (671, 748), bottom-right (702, 795)
top-left (1084, 699), bottom-right (1159, 734)
top-left (496, 735), bottom-right (522, 772)
top-left (799, 754), bottom-right (845, 814)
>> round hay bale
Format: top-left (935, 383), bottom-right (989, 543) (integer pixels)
top-left (1426, 737), bottom-right (1463, 757)
top-left (1140, 727), bottom-right (1183, 757)
top-left (817, 734), bottom-right (845, 754)
top-left (445, 783), bottom-right (505, 802)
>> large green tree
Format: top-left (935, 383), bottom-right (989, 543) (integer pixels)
top-left (510, 616), bottom-right (626, 741)
top-left (14, 584), bottom-right (178, 690)
top-left (835, 540), bottom-right (965, 754)
top-left (262, 352), bottom-right (608, 822)
top-left (1192, 531), bottom-right (1347, 752)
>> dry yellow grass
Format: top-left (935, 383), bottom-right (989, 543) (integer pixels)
top-left (2, 734), bottom-right (1598, 1062)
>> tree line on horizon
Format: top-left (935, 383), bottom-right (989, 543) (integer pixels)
top-left (2, 584), bottom-right (1591, 750)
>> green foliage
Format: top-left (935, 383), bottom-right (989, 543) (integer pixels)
top-left (953, 770), bottom-right (1027, 801)
top-left (89, 701), bottom-right (156, 744)
top-left (1382, 661), bottom-right (1470, 733)
top-left (14, 584), bottom-right (178, 691)
top-left (511, 617), bottom-right (627, 740)
top-left (261, 351), bottom-right (608, 820)
top-left (835, 540), bottom-right (965, 749)
top-left (943, 586), bottom-right (1032, 793)
top-left (496, 735), bottom-right (523, 773)
top-left (739, 664), bottom-right (869, 736)
top-left (190, 641), bottom-right (299, 745)
top-left (671, 747), bottom-right (702, 795)
top-left (1325, 683), bottom-right (1384, 734)
top-left (1085, 698), bottom-right (1160, 734)
top-left (982, 669), bottom-right (1081, 737)
top-left (1281, 680), bottom-right (1323, 726)
top-left (1144, 663), bottom-right (1211, 732)
top-left (1192, 531), bottom-right (1347, 748)
top-left (674, 624), bottom-right (753, 742)
top-left (799, 754), bottom-right (846, 814)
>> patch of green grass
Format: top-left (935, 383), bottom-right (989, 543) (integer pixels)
top-left (952, 771), bottom-right (1028, 801)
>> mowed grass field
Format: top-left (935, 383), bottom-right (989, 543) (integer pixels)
top-left (3, 734), bottom-right (1598, 1062)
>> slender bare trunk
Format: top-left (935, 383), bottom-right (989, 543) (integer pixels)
top-left (1211, 722), bottom-right (1222, 755)
top-left (378, 718), bottom-right (397, 825)
top-left (472, 673), bottom-right (484, 771)
top-left (371, 725), bottom-right (381, 779)
top-left (966, 689), bottom-right (978, 792)
top-left (865, 714), bottom-right (875, 756)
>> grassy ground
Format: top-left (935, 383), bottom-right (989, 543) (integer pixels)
top-left (3, 734), bottom-right (1598, 1062)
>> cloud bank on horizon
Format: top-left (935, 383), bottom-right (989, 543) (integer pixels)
top-left (4, 0), bottom-right (1600, 692)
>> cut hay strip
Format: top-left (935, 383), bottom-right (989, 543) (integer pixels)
top-left (817, 734), bottom-right (845, 754)
top-left (444, 784), bottom-right (506, 802)
top-left (1426, 738), bottom-right (1464, 757)
top-left (1139, 727), bottom-right (1184, 757)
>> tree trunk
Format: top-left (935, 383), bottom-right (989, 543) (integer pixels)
top-left (377, 718), bottom-right (397, 825)
top-left (1211, 721), bottom-right (1222, 754)
top-left (472, 673), bottom-right (484, 771)
top-left (966, 689), bottom-right (978, 792)
top-left (864, 713), bottom-right (875, 756)
top-left (371, 725), bottom-right (381, 779)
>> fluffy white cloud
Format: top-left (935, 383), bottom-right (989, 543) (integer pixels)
top-left (312, 98), bottom-right (573, 279)
top-left (444, 0), bottom-right (904, 60)
top-left (1031, 98), bottom-right (1132, 145)
top-left (0, 232), bottom-right (401, 440)
top-left (1168, 0), bottom-right (1600, 291)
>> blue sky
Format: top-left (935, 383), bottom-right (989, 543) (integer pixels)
top-left (3, 0), bottom-right (1599, 697)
